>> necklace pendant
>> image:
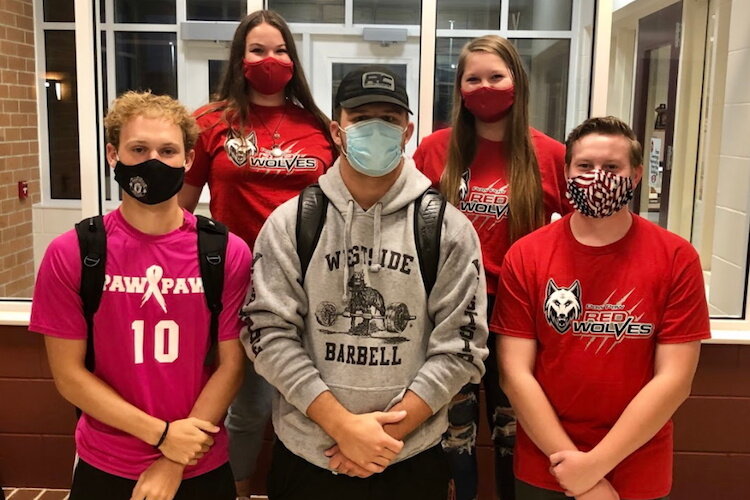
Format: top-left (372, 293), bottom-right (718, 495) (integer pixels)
top-left (271, 145), bottom-right (284, 157)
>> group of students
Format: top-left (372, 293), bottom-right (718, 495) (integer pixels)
top-left (29, 9), bottom-right (709, 500)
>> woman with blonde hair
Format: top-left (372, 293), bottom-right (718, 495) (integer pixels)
top-left (178, 10), bottom-right (336, 499)
top-left (414, 35), bottom-right (569, 500)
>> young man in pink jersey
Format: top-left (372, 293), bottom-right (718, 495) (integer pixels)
top-left (29, 91), bottom-right (251, 500)
top-left (493, 116), bottom-right (709, 500)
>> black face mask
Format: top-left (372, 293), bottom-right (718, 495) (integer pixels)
top-left (114, 158), bottom-right (185, 205)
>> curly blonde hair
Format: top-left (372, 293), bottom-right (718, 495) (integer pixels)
top-left (104, 91), bottom-right (200, 151)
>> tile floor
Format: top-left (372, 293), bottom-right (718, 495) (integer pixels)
top-left (2, 490), bottom-right (69, 500)
top-left (1, 491), bottom-right (269, 500)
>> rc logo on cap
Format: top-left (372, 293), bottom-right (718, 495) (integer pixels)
top-left (362, 72), bottom-right (395, 91)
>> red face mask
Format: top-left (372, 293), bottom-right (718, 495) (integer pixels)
top-left (461, 86), bottom-right (515, 123)
top-left (243, 57), bottom-right (294, 95)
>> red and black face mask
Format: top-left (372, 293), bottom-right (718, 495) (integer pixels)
top-left (243, 57), bottom-right (294, 95)
top-left (461, 86), bottom-right (515, 123)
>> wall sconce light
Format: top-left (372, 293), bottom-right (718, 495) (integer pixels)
top-left (45, 79), bottom-right (62, 101)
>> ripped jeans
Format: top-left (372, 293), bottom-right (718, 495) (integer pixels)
top-left (442, 295), bottom-right (516, 500)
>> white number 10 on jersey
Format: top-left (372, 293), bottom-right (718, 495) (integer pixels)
top-left (131, 320), bottom-right (179, 364)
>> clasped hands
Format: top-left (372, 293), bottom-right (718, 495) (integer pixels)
top-left (549, 450), bottom-right (620, 500)
top-left (130, 417), bottom-right (219, 500)
top-left (324, 409), bottom-right (407, 478)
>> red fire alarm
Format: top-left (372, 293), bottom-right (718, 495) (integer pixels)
top-left (18, 181), bottom-right (29, 199)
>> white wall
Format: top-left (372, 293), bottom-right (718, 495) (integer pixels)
top-left (708, 0), bottom-right (750, 316)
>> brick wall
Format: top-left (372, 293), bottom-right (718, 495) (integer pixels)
top-left (0, 0), bottom-right (40, 298)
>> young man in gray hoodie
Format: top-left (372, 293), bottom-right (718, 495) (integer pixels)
top-left (242, 65), bottom-right (489, 499)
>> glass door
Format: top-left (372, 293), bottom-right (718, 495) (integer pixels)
top-left (308, 36), bottom-right (421, 155)
top-left (631, 1), bottom-right (682, 227)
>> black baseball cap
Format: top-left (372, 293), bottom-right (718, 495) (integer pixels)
top-left (335, 65), bottom-right (412, 114)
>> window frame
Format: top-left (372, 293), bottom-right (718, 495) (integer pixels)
top-left (5, 0), bottom-right (749, 344)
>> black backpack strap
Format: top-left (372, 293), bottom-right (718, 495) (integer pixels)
top-left (75, 215), bottom-right (107, 372)
top-left (296, 183), bottom-right (328, 284)
top-left (414, 188), bottom-right (446, 297)
top-left (196, 215), bottom-right (228, 367)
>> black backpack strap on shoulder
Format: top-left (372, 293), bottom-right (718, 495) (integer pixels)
top-left (414, 188), bottom-right (446, 297)
top-left (75, 215), bottom-right (107, 372)
top-left (296, 183), bottom-right (328, 284)
top-left (196, 215), bottom-right (228, 367)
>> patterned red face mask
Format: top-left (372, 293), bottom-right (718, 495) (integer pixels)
top-left (566, 169), bottom-right (634, 218)
top-left (243, 57), bottom-right (294, 95)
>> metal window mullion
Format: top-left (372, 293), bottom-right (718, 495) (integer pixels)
top-left (418, 0), bottom-right (437, 142)
top-left (38, 22), bottom-right (76, 29)
top-left (74, 0), bottom-right (102, 217)
top-left (345, 0), bottom-right (354, 27)
top-left (109, 23), bottom-right (178, 32)
top-left (500, 0), bottom-right (508, 31)
top-left (94, 0), bottom-right (108, 206)
top-left (301, 31), bottom-right (313, 83)
top-left (176, 0), bottom-right (187, 101)
top-left (106, 27), bottom-right (118, 202)
top-left (566, 0), bottom-right (582, 135)
top-left (34, 0), bottom-right (52, 204)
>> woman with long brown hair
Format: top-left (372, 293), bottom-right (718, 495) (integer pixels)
top-left (414, 35), bottom-right (569, 500)
top-left (178, 10), bottom-right (336, 499)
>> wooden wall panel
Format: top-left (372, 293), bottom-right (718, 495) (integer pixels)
top-left (674, 397), bottom-right (750, 453)
top-left (692, 344), bottom-right (750, 397)
top-left (2, 325), bottom-right (750, 499)
top-left (673, 453), bottom-right (750, 499)
top-left (0, 380), bottom-right (76, 435)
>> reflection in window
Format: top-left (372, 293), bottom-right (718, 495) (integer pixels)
top-left (432, 37), bottom-right (569, 142)
top-left (432, 37), bottom-right (471, 130)
top-left (209, 60), bottom-right (229, 101)
top-left (43, 0), bottom-right (75, 22)
top-left (353, 0), bottom-right (421, 25)
top-left (187, 0), bottom-right (245, 22)
top-left (45, 31), bottom-right (81, 200)
top-left (436, 0), bottom-right (501, 30)
top-left (514, 38), bottom-right (569, 141)
top-left (115, 0), bottom-right (176, 24)
top-left (115, 32), bottom-right (178, 98)
top-left (269, 0), bottom-right (345, 24)
top-left (508, 0), bottom-right (573, 31)
top-left (331, 63), bottom-right (408, 117)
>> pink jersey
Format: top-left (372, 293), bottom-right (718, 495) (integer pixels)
top-left (29, 209), bottom-right (251, 480)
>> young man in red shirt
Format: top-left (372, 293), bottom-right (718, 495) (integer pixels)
top-left (493, 116), bottom-right (709, 500)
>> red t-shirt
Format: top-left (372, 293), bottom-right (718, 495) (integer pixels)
top-left (491, 213), bottom-right (711, 499)
top-left (186, 103), bottom-right (335, 248)
top-left (413, 127), bottom-right (570, 295)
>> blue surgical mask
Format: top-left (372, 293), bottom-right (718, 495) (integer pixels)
top-left (340, 119), bottom-right (405, 177)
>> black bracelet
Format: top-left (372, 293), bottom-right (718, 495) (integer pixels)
top-left (154, 420), bottom-right (170, 449)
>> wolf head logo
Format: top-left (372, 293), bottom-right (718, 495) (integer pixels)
top-left (224, 128), bottom-right (257, 167)
top-left (458, 169), bottom-right (471, 201)
top-left (544, 279), bottom-right (582, 334)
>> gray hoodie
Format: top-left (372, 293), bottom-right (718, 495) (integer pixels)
top-left (242, 158), bottom-right (489, 469)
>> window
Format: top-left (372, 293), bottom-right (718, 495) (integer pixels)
top-left (268, 0), bottom-right (345, 24)
top-left (187, 0), bottom-right (245, 21)
top-left (353, 0), bottom-right (422, 25)
top-left (114, 32), bottom-right (178, 98)
top-left (437, 0), bottom-right (501, 30)
top-left (44, 30), bottom-right (80, 200)
top-left (433, 1), bottom-right (576, 142)
top-left (114, 0), bottom-right (176, 24)
top-left (508, 0), bottom-right (573, 30)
